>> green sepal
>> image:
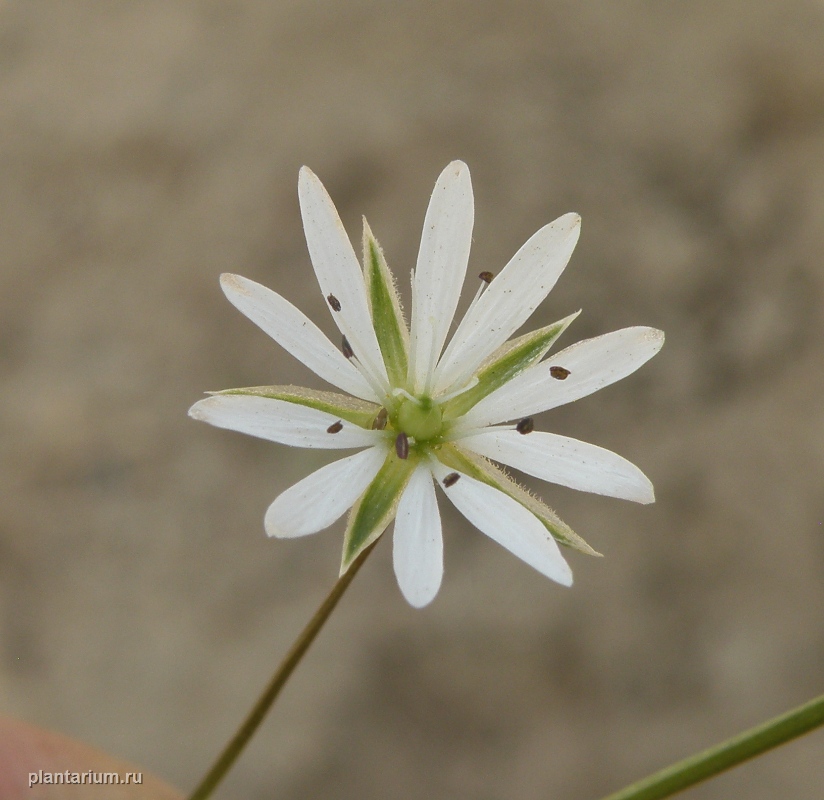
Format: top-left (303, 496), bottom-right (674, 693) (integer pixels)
top-left (442, 311), bottom-right (580, 420)
top-left (434, 442), bottom-right (601, 556)
top-left (362, 219), bottom-right (409, 387)
top-left (214, 385), bottom-right (380, 428)
top-left (341, 448), bottom-right (418, 573)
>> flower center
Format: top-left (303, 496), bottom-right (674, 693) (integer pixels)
top-left (396, 396), bottom-right (443, 442)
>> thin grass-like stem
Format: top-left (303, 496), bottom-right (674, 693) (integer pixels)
top-left (599, 691), bottom-right (824, 800)
top-left (187, 541), bottom-right (377, 800)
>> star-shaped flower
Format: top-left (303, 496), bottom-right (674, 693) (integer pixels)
top-left (189, 161), bottom-right (664, 607)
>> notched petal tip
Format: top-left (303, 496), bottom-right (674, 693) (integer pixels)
top-left (430, 160), bottom-right (472, 206)
top-left (633, 327), bottom-right (666, 366)
top-left (557, 565), bottom-right (574, 587)
top-left (188, 395), bottom-right (237, 426)
top-left (648, 328), bottom-right (666, 349)
top-left (187, 398), bottom-right (210, 420)
top-left (297, 165), bottom-right (325, 204)
top-left (219, 272), bottom-right (253, 301)
top-left (555, 211), bottom-right (581, 230)
top-left (557, 214), bottom-right (581, 249)
top-left (263, 513), bottom-right (283, 538)
top-left (612, 463), bottom-right (656, 506)
top-left (628, 326), bottom-right (666, 351)
top-left (298, 164), bottom-right (317, 181)
top-left (404, 591), bottom-right (438, 609)
top-left (638, 481), bottom-right (656, 505)
top-left (263, 505), bottom-right (305, 539)
top-left (547, 212), bottom-right (582, 250)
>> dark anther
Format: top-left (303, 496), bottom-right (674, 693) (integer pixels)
top-left (327, 294), bottom-right (342, 312)
top-left (549, 366), bottom-right (571, 380)
top-left (395, 432), bottom-right (409, 460)
top-left (443, 472), bottom-right (460, 487)
top-left (372, 407), bottom-right (388, 430)
top-left (478, 271), bottom-right (494, 284)
top-left (516, 417), bottom-right (534, 435)
top-left (326, 420), bottom-right (344, 434)
top-left (342, 336), bottom-right (354, 359)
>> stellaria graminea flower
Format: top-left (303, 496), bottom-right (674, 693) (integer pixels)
top-left (189, 161), bottom-right (664, 607)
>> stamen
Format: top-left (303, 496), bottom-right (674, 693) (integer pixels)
top-left (549, 366), bottom-right (570, 380)
top-left (327, 294), bottom-right (341, 312)
top-left (372, 408), bottom-right (388, 430)
top-left (516, 417), bottom-right (534, 434)
top-left (407, 268), bottom-right (419, 389)
top-left (341, 336), bottom-right (354, 359)
top-left (395, 432), bottom-right (409, 460)
top-left (442, 472), bottom-right (460, 487)
top-left (469, 271), bottom-right (494, 306)
top-left (421, 320), bottom-right (443, 396)
top-left (392, 388), bottom-right (422, 406)
top-left (435, 274), bottom-right (496, 395)
top-left (443, 423), bottom-right (512, 442)
top-left (326, 420), bottom-right (344, 434)
top-left (409, 267), bottom-right (443, 397)
top-left (346, 346), bottom-right (391, 405)
top-left (436, 375), bottom-right (479, 404)
top-left (467, 278), bottom-right (487, 309)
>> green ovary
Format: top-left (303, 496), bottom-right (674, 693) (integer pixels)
top-left (396, 396), bottom-right (443, 442)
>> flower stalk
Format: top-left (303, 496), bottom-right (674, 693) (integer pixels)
top-left (599, 690), bottom-right (824, 800)
top-left (186, 541), bottom-right (377, 800)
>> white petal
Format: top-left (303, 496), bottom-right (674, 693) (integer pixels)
top-left (393, 465), bottom-right (443, 607)
top-left (462, 327), bottom-right (665, 428)
top-left (429, 460), bottom-right (572, 586)
top-left (220, 274), bottom-right (378, 403)
top-left (188, 395), bottom-right (383, 449)
top-left (298, 167), bottom-right (389, 393)
top-left (409, 161), bottom-right (474, 394)
top-left (434, 213), bottom-right (581, 394)
top-left (460, 430), bottom-right (655, 504)
top-left (265, 446), bottom-right (387, 538)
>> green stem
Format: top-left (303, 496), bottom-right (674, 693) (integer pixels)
top-left (187, 541), bottom-right (377, 800)
top-left (599, 691), bottom-right (824, 800)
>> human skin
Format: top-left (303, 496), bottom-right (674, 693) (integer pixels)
top-left (0, 717), bottom-right (182, 800)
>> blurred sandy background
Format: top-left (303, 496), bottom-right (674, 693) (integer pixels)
top-left (2, 2), bottom-right (824, 798)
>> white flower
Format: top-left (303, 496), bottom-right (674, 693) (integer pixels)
top-left (189, 161), bottom-right (664, 608)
